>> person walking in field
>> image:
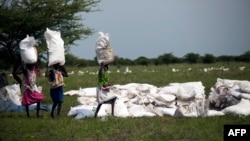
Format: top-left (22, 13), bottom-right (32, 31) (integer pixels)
top-left (47, 63), bottom-right (65, 118)
top-left (94, 32), bottom-right (117, 117)
top-left (22, 63), bottom-right (45, 118)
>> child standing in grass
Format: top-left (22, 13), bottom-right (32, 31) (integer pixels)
top-left (47, 63), bottom-right (65, 118)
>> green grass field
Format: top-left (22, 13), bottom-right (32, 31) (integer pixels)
top-left (1, 62), bottom-right (250, 141)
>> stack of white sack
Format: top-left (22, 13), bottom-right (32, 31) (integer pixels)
top-left (66, 82), bottom-right (210, 120)
top-left (160, 81), bottom-right (208, 117)
top-left (19, 35), bottom-right (38, 64)
top-left (44, 28), bottom-right (65, 66)
top-left (0, 84), bottom-right (23, 112)
top-left (95, 32), bottom-right (114, 65)
top-left (208, 78), bottom-right (250, 116)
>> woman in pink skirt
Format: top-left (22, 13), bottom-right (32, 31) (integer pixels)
top-left (22, 64), bottom-right (45, 118)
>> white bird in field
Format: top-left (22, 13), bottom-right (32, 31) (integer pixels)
top-left (124, 67), bottom-right (132, 74)
top-left (239, 66), bottom-right (245, 71)
top-left (78, 70), bottom-right (84, 75)
top-left (172, 68), bottom-right (179, 72)
top-left (68, 71), bottom-right (74, 75)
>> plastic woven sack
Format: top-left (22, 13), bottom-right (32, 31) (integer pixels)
top-left (0, 84), bottom-right (22, 112)
top-left (44, 28), bottom-right (65, 66)
top-left (95, 32), bottom-right (114, 65)
top-left (19, 35), bottom-right (38, 64)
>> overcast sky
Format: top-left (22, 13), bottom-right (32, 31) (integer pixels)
top-left (70, 0), bottom-right (250, 60)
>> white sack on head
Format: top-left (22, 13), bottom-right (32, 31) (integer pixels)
top-left (95, 32), bottom-right (114, 65)
top-left (44, 28), bottom-right (65, 66)
top-left (19, 35), bottom-right (38, 64)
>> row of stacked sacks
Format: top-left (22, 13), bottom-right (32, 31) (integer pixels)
top-left (66, 82), bottom-right (211, 119)
top-left (208, 78), bottom-right (250, 116)
top-left (1, 78), bottom-right (249, 117)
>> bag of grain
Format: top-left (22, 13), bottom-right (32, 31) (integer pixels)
top-left (95, 32), bottom-right (114, 65)
top-left (19, 35), bottom-right (38, 64)
top-left (44, 28), bottom-right (65, 66)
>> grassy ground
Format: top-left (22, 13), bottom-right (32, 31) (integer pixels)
top-left (1, 62), bottom-right (250, 141)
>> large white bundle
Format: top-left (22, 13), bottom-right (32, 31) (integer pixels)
top-left (215, 78), bottom-right (237, 88)
top-left (95, 32), bottom-right (114, 65)
top-left (44, 28), bottom-right (65, 66)
top-left (208, 78), bottom-right (250, 110)
top-left (160, 81), bottom-right (205, 101)
top-left (19, 35), bottom-right (38, 64)
top-left (128, 104), bottom-right (156, 117)
top-left (78, 87), bottom-right (97, 97)
top-left (114, 98), bottom-right (130, 117)
top-left (156, 93), bottom-right (176, 103)
top-left (162, 107), bottom-right (177, 116)
top-left (238, 80), bottom-right (250, 93)
top-left (67, 105), bottom-right (95, 119)
top-left (158, 85), bottom-right (179, 95)
top-left (74, 109), bottom-right (95, 119)
top-left (77, 97), bottom-right (97, 105)
top-left (222, 98), bottom-right (250, 116)
top-left (176, 87), bottom-right (196, 101)
top-left (206, 110), bottom-right (225, 117)
top-left (63, 81), bottom-right (247, 119)
top-left (0, 84), bottom-right (22, 112)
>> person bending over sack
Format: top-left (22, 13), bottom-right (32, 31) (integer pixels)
top-left (47, 63), bottom-right (65, 118)
top-left (22, 64), bottom-right (45, 118)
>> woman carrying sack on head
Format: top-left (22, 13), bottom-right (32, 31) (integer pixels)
top-left (22, 63), bottom-right (45, 118)
top-left (47, 63), bottom-right (65, 118)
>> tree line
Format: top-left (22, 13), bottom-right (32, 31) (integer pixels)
top-left (58, 51), bottom-right (250, 68)
top-left (1, 51), bottom-right (250, 70)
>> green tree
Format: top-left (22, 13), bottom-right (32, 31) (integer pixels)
top-left (65, 53), bottom-right (87, 67)
top-left (184, 53), bottom-right (201, 64)
top-left (202, 54), bottom-right (216, 64)
top-left (0, 0), bottom-right (100, 84)
top-left (217, 55), bottom-right (235, 63)
top-left (134, 56), bottom-right (150, 66)
top-left (239, 51), bottom-right (250, 63)
top-left (158, 53), bottom-right (175, 65)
